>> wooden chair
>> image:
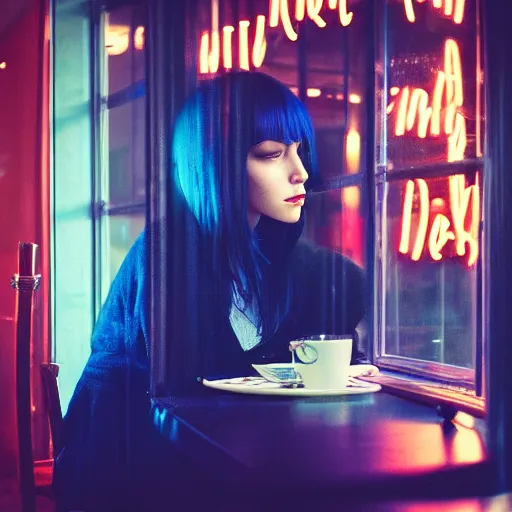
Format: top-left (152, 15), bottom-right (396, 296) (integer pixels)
top-left (11, 242), bottom-right (42, 512)
top-left (41, 363), bottom-right (63, 457)
top-left (11, 242), bottom-right (65, 512)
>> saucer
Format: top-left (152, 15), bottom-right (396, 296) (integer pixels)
top-left (202, 376), bottom-right (381, 397)
top-left (252, 363), bottom-right (300, 384)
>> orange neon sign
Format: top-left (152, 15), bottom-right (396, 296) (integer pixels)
top-left (403, 0), bottom-right (465, 24)
top-left (200, 15), bottom-right (267, 74)
top-left (399, 174), bottom-right (480, 266)
top-left (387, 38), bottom-right (467, 163)
top-left (269, 0), bottom-right (353, 41)
top-left (199, 0), bottom-right (353, 74)
top-left (199, 0), bottom-right (466, 74)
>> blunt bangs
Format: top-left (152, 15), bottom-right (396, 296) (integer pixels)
top-left (250, 79), bottom-right (317, 180)
top-left (173, 72), bottom-right (318, 234)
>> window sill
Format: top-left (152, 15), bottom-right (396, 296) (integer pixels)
top-left (360, 370), bottom-right (485, 419)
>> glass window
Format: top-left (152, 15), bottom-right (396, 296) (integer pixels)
top-left (106, 96), bottom-right (146, 206)
top-left (104, 4), bottom-right (146, 96)
top-left (305, 185), bottom-right (365, 267)
top-left (375, 0), bottom-right (483, 381)
top-left (380, 174), bottom-right (479, 368)
top-left (377, 0), bottom-right (482, 169)
top-left (98, 2), bottom-right (147, 296)
top-left (105, 213), bottom-right (146, 280)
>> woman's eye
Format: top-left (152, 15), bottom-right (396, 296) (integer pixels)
top-left (258, 151), bottom-right (282, 160)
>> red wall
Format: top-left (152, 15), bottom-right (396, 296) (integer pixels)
top-left (0, 0), bottom-right (49, 479)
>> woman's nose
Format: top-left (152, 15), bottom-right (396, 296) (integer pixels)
top-left (290, 156), bottom-right (309, 184)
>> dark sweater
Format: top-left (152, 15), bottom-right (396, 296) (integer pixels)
top-left (54, 227), bottom-right (369, 510)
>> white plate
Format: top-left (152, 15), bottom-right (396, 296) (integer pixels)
top-left (202, 376), bottom-right (381, 396)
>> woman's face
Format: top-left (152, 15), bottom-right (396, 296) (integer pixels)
top-left (246, 140), bottom-right (309, 229)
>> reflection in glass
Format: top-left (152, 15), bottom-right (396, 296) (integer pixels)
top-left (378, 0), bottom-right (480, 169)
top-left (106, 96), bottom-right (146, 206)
top-left (104, 5), bottom-right (146, 96)
top-left (381, 175), bottom-right (479, 367)
top-left (305, 185), bottom-right (365, 267)
top-left (104, 213), bottom-right (145, 288)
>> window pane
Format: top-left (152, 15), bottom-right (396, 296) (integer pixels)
top-left (103, 214), bottom-right (146, 294)
top-left (377, 0), bottom-right (482, 169)
top-left (106, 96), bottom-right (145, 206)
top-left (304, 185), bottom-right (365, 267)
top-left (380, 173), bottom-right (480, 368)
top-left (104, 4), bottom-right (146, 96)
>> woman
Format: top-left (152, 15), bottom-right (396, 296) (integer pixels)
top-left (55, 71), bottom-right (377, 511)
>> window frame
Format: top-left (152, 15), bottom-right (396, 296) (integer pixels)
top-left (372, 0), bottom-right (485, 395)
top-left (92, 0), bottom-right (148, 307)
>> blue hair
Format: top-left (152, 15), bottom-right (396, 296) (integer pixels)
top-left (172, 71), bottom-right (317, 339)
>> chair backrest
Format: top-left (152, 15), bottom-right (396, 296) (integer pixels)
top-left (12, 242), bottom-right (41, 512)
top-left (41, 363), bottom-right (63, 456)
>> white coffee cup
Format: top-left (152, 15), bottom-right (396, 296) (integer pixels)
top-left (289, 335), bottom-right (353, 390)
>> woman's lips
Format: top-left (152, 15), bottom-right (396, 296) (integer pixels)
top-left (285, 194), bottom-right (306, 206)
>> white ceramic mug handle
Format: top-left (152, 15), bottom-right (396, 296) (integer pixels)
top-left (289, 341), bottom-right (318, 364)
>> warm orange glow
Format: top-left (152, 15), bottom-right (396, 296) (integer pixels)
top-left (399, 180), bottom-right (415, 255)
top-left (399, 174), bottom-right (480, 265)
top-left (449, 173), bottom-right (479, 266)
top-left (342, 186), bottom-right (360, 209)
top-left (134, 26), bottom-right (145, 50)
top-left (395, 87), bottom-right (410, 136)
top-left (329, 0), bottom-right (353, 26)
top-left (349, 93), bottom-right (361, 104)
top-left (454, 411), bottom-right (476, 429)
top-left (450, 423), bottom-right (484, 463)
top-left (406, 88), bottom-right (430, 138)
top-left (387, 39), bottom-right (466, 161)
top-left (345, 128), bottom-right (361, 174)
top-left (200, 16), bottom-right (267, 74)
top-left (307, 88), bottom-right (321, 97)
top-left (429, 213), bottom-right (455, 260)
top-left (103, 24), bottom-right (145, 55)
top-left (252, 16), bottom-right (267, 68)
top-left (269, 0), bottom-right (298, 41)
top-left (431, 197), bottom-right (445, 210)
top-left (269, 0), bottom-right (353, 42)
top-left (335, 93), bottom-right (344, 101)
top-left (222, 26), bottom-right (235, 69)
top-left (296, 0), bottom-right (306, 21)
top-left (290, 86), bottom-right (299, 96)
top-left (305, 0), bottom-right (327, 28)
top-left (239, 20), bottom-right (250, 70)
top-left (199, 30), bottom-right (220, 73)
top-left (202, 0), bottom-right (353, 73)
top-left (297, 0), bottom-right (334, 30)
top-left (105, 24), bottom-right (130, 56)
top-left (0, 62), bottom-right (6, 69)
top-left (403, 0), bottom-right (465, 24)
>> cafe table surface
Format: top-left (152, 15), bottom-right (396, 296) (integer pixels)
top-left (151, 384), bottom-right (498, 509)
